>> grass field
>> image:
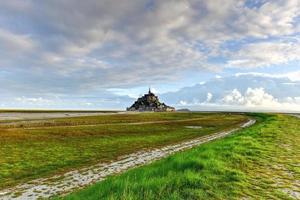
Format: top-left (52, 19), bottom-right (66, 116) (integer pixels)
top-left (59, 114), bottom-right (300, 200)
top-left (0, 112), bottom-right (248, 189)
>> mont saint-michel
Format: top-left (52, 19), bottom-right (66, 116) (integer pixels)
top-left (127, 89), bottom-right (175, 112)
top-left (1, 1), bottom-right (298, 199)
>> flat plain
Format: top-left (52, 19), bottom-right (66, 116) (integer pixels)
top-left (0, 111), bottom-right (248, 193)
top-left (60, 114), bottom-right (300, 200)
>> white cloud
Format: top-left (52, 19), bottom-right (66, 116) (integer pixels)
top-left (165, 73), bottom-right (300, 112)
top-left (222, 89), bottom-right (245, 105)
top-left (227, 41), bottom-right (300, 68)
top-left (236, 0), bottom-right (300, 37)
top-left (0, 29), bottom-right (35, 53)
top-left (0, 0), bottom-right (300, 108)
top-left (222, 87), bottom-right (300, 111)
top-left (286, 96), bottom-right (300, 104)
top-left (15, 96), bottom-right (53, 105)
top-left (176, 87), bottom-right (300, 112)
top-left (282, 71), bottom-right (300, 81)
top-left (235, 71), bottom-right (300, 81)
top-left (1, 0), bottom-right (299, 88)
top-left (223, 88), bottom-right (279, 106)
top-left (206, 93), bottom-right (213, 102)
top-left (179, 100), bottom-right (188, 106)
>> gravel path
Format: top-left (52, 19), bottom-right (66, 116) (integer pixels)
top-left (292, 114), bottom-right (300, 119)
top-left (0, 119), bottom-right (256, 200)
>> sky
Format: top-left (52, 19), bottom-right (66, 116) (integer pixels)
top-left (0, 0), bottom-right (300, 111)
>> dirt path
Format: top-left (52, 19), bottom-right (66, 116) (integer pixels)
top-left (0, 119), bottom-right (256, 200)
top-left (292, 114), bottom-right (300, 119)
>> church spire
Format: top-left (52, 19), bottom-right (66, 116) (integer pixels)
top-left (148, 87), bottom-right (151, 94)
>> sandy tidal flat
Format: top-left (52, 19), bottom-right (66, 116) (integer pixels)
top-left (0, 111), bottom-right (121, 121)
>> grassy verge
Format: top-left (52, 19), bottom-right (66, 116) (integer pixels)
top-left (0, 112), bottom-right (247, 189)
top-left (59, 114), bottom-right (300, 200)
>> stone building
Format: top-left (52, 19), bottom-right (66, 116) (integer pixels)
top-left (126, 89), bottom-right (175, 112)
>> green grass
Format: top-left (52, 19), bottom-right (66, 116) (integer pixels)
top-left (1, 112), bottom-right (240, 127)
top-left (59, 114), bottom-right (300, 200)
top-left (0, 112), bottom-right (247, 189)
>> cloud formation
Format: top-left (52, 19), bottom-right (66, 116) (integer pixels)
top-left (176, 86), bottom-right (300, 112)
top-left (0, 0), bottom-right (299, 109)
top-left (227, 40), bottom-right (300, 68)
top-left (221, 87), bottom-right (300, 111)
top-left (162, 73), bottom-right (300, 112)
top-left (223, 88), bottom-right (279, 107)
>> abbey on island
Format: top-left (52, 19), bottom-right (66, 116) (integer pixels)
top-left (127, 89), bottom-right (175, 112)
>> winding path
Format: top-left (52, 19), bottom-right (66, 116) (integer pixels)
top-left (0, 119), bottom-right (256, 200)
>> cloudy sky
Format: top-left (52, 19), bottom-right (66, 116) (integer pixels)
top-left (0, 0), bottom-right (300, 111)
